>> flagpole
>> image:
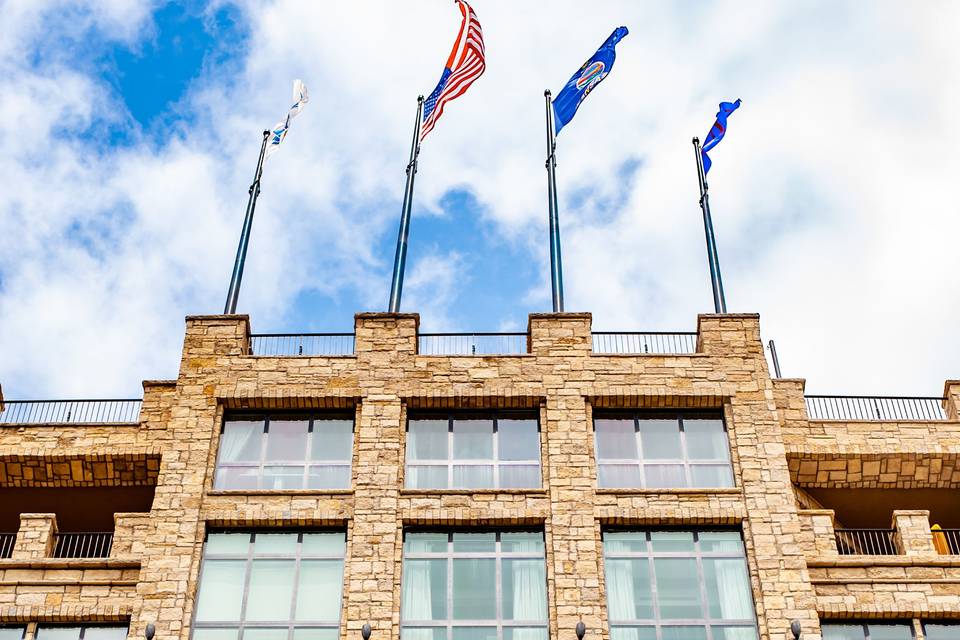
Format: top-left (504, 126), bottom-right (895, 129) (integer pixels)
top-left (388, 96), bottom-right (425, 313)
top-left (692, 136), bottom-right (727, 314)
top-left (224, 130), bottom-right (271, 314)
top-left (544, 90), bottom-right (564, 313)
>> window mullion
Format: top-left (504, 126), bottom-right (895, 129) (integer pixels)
top-left (238, 532), bottom-right (255, 640)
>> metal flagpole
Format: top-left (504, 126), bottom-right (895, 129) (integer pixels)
top-left (224, 130), bottom-right (271, 314)
top-left (388, 95), bottom-right (425, 313)
top-left (691, 136), bottom-right (727, 314)
top-left (768, 339), bottom-right (783, 378)
top-left (544, 90), bottom-right (564, 313)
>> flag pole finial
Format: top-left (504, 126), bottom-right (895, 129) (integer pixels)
top-left (544, 89), bottom-right (551, 98)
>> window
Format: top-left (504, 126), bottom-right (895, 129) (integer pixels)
top-left (0, 629), bottom-right (26, 640)
top-left (401, 531), bottom-right (548, 640)
top-left (192, 531), bottom-right (346, 640)
top-left (603, 530), bottom-right (758, 640)
top-left (215, 414), bottom-right (353, 490)
top-left (594, 412), bottom-right (734, 489)
top-left (406, 412), bottom-right (541, 489)
top-left (923, 623), bottom-right (959, 640)
top-left (820, 623), bottom-right (913, 640)
top-left (35, 628), bottom-right (128, 640)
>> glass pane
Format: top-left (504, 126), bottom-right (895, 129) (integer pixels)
top-left (242, 631), bottom-right (287, 640)
top-left (0, 630), bottom-right (25, 640)
top-left (711, 628), bottom-right (758, 640)
top-left (400, 630), bottom-right (445, 640)
top-left (638, 419), bottom-right (682, 459)
top-left (654, 558), bottom-right (701, 619)
top-left (206, 533), bottom-right (251, 555)
top-left (605, 558), bottom-right (652, 620)
top-left (690, 464), bottom-right (734, 488)
top-left (821, 625), bottom-right (865, 640)
top-left (503, 629), bottom-right (549, 640)
top-left (35, 630), bottom-right (81, 640)
top-left (866, 626), bottom-right (913, 640)
top-left (453, 465), bottom-right (494, 489)
top-left (266, 420), bottom-right (309, 461)
top-left (191, 630), bottom-right (238, 640)
top-left (302, 532), bottom-right (346, 556)
top-left (453, 419), bottom-right (493, 459)
top-left (499, 465), bottom-right (541, 489)
top-left (220, 420), bottom-right (263, 462)
top-left (310, 419), bottom-right (353, 461)
top-left (402, 559), bottom-right (447, 620)
top-left (502, 559), bottom-right (547, 620)
top-left (83, 628), bottom-right (128, 640)
top-left (262, 466), bottom-right (305, 490)
top-left (307, 465), bottom-right (351, 489)
top-left (604, 532), bottom-right (647, 553)
top-left (452, 558), bottom-right (496, 619)
top-left (296, 560), bottom-right (344, 621)
top-left (408, 420), bottom-right (449, 461)
top-left (453, 532), bottom-right (496, 552)
top-left (609, 628), bottom-right (657, 640)
top-left (292, 630), bottom-right (339, 640)
top-left (643, 464), bottom-right (686, 488)
top-left (501, 532), bottom-right (544, 553)
top-left (405, 533), bottom-right (448, 554)
top-left (661, 628), bottom-right (706, 640)
top-left (498, 418), bottom-right (540, 460)
top-left (699, 532), bottom-right (744, 554)
top-left (253, 533), bottom-right (298, 555)
top-left (703, 558), bottom-right (753, 619)
top-left (406, 466), bottom-right (449, 489)
top-left (195, 560), bottom-right (246, 622)
top-left (246, 560), bottom-right (296, 621)
top-left (595, 419), bottom-right (637, 460)
top-left (650, 532), bottom-right (695, 553)
top-left (598, 464), bottom-right (642, 489)
top-left (684, 419), bottom-right (728, 459)
top-left (925, 625), bottom-right (960, 640)
top-left (451, 629), bottom-right (497, 640)
top-left (216, 466), bottom-right (260, 491)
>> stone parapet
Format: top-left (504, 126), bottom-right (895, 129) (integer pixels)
top-left (111, 512), bottom-right (154, 557)
top-left (892, 510), bottom-right (937, 557)
top-left (528, 312), bottom-right (592, 356)
top-left (12, 513), bottom-right (57, 560)
top-left (945, 380), bottom-right (960, 421)
top-left (799, 509), bottom-right (840, 558)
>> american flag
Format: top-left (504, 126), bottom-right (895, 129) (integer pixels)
top-left (420, 0), bottom-right (485, 142)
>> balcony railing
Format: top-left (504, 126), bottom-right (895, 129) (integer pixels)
top-left (0, 533), bottom-right (15, 559)
top-left (805, 395), bottom-right (947, 421)
top-left (249, 333), bottom-right (355, 356)
top-left (52, 532), bottom-right (114, 558)
top-left (592, 332), bottom-right (698, 354)
top-left (934, 528), bottom-right (960, 555)
top-left (418, 333), bottom-right (529, 355)
top-left (835, 528), bottom-right (899, 555)
top-left (0, 400), bottom-right (142, 425)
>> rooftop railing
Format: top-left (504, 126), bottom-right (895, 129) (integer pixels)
top-left (418, 333), bottom-right (529, 356)
top-left (0, 533), bottom-right (15, 559)
top-left (52, 532), bottom-right (114, 559)
top-left (835, 528), bottom-right (899, 555)
top-left (805, 395), bottom-right (947, 421)
top-left (934, 528), bottom-right (960, 555)
top-left (249, 333), bottom-right (355, 356)
top-left (592, 332), bottom-right (698, 354)
top-left (0, 400), bottom-right (142, 425)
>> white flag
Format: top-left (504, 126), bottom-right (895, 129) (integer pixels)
top-left (265, 79), bottom-right (309, 160)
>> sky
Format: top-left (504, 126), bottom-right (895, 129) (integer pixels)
top-left (0, 0), bottom-right (958, 399)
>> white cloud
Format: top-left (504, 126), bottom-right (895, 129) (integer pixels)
top-left (0, 0), bottom-right (958, 398)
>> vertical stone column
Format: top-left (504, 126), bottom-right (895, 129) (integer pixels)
top-left (943, 380), bottom-right (960, 421)
top-left (892, 510), bottom-right (936, 557)
top-left (12, 513), bottom-right (57, 559)
top-left (528, 313), bottom-right (592, 357)
top-left (799, 510), bottom-right (839, 558)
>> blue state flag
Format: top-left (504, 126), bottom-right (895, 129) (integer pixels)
top-left (701, 99), bottom-right (741, 174)
top-left (551, 26), bottom-right (628, 135)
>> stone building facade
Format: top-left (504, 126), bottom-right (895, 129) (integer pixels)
top-left (0, 312), bottom-right (958, 640)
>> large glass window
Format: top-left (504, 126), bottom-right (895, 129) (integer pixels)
top-left (603, 530), bottom-right (758, 640)
top-left (36, 628), bottom-right (128, 640)
top-left (821, 623), bottom-right (913, 640)
top-left (215, 414), bottom-right (354, 490)
top-left (923, 623), bottom-right (958, 640)
top-left (406, 413), bottom-right (541, 489)
top-left (193, 531), bottom-right (346, 640)
top-left (594, 412), bottom-right (734, 489)
top-left (401, 531), bottom-right (548, 640)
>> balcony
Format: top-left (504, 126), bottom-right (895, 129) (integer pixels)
top-left (591, 331), bottom-right (698, 354)
top-left (0, 399), bottom-right (142, 425)
top-left (418, 332), bottom-right (529, 355)
top-left (249, 332), bottom-right (355, 356)
top-left (0, 532), bottom-right (14, 558)
top-left (52, 531), bottom-right (114, 558)
top-left (804, 395), bottom-right (947, 421)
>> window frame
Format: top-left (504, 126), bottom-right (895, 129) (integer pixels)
top-left (214, 412), bottom-right (355, 491)
top-left (191, 529), bottom-right (347, 640)
top-left (601, 528), bottom-right (759, 640)
top-left (34, 626), bottom-right (130, 640)
top-left (404, 411), bottom-right (542, 490)
top-left (400, 529), bottom-right (550, 640)
top-left (820, 621), bottom-right (915, 639)
top-left (593, 410), bottom-right (734, 489)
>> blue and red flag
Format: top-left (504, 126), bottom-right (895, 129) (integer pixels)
top-left (701, 99), bottom-right (741, 174)
top-left (551, 26), bottom-right (628, 135)
top-left (420, 0), bottom-right (486, 142)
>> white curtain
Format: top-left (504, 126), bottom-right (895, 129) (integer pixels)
top-left (402, 560), bottom-right (435, 640)
top-left (605, 560), bottom-right (636, 622)
top-left (509, 559), bottom-right (546, 640)
top-left (220, 422), bottom-right (258, 462)
top-left (710, 559), bottom-right (751, 619)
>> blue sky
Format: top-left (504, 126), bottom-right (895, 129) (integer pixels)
top-left (0, 1), bottom-right (958, 398)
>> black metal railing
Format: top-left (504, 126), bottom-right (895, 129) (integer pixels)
top-left (52, 532), bottom-right (114, 559)
top-left (418, 333), bottom-right (529, 355)
top-left (805, 395), bottom-right (947, 421)
top-left (934, 529), bottom-right (960, 555)
top-left (249, 333), bottom-right (355, 356)
top-left (0, 533), bottom-right (15, 559)
top-left (592, 332), bottom-right (698, 354)
top-left (835, 528), bottom-right (899, 555)
top-left (0, 400), bottom-right (142, 425)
